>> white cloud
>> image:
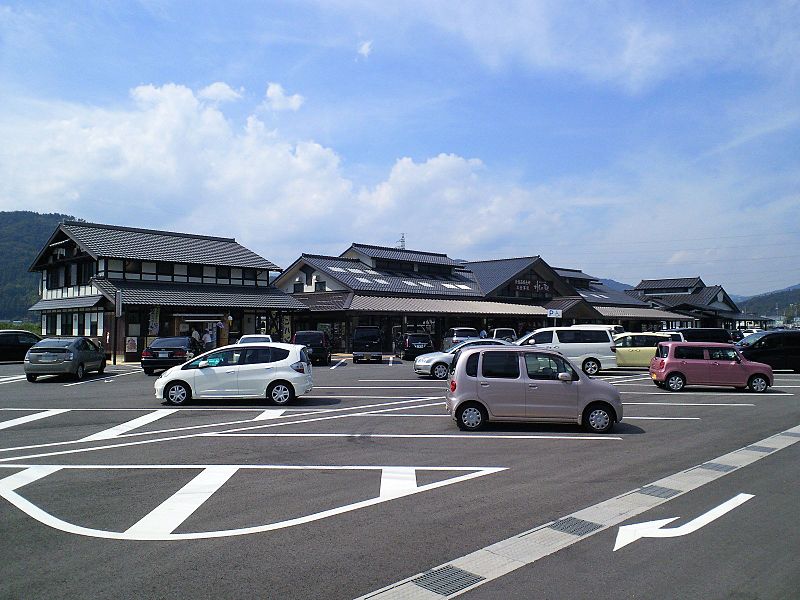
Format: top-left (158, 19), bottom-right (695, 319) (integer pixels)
top-left (357, 40), bottom-right (372, 58)
top-left (198, 82), bottom-right (242, 103)
top-left (0, 82), bottom-right (796, 293)
top-left (263, 82), bottom-right (304, 111)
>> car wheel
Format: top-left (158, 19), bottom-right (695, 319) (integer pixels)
top-left (582, 358), bottom-right (600, 375)
top-left (143, 368), bottom-right (154, 375)
top-left (165, 381), bottom-right (191, 406)
top-left (666, 373), bottom-right (685, 392)
top-left (98, 360), bottom-right (106, 374)
top-left (75, 363), bottom-right (85, 380)
top-left (432, 363), bottom-right (449, 380)
top-left (267, 381), bottom-right (295, 406)
top-left (26, 374), bottom-right (37, 382)
top-left (583, 403), bottom-right (615, 434)
top-left (748, 375), bottom-right (769, 393)
top-left (456, 403), bottom-right (487, 431)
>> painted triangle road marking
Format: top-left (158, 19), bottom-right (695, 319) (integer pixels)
top-left (0, 464), bottom-right (505, 541)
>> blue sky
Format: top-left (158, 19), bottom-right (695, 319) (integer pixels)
top-left (1, 1), bottom-right (799, 295)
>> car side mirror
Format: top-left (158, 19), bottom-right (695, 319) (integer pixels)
top-left (198, 360), bottom-right (209, 369)
top-left (557, 372), bottom-right (572, 381)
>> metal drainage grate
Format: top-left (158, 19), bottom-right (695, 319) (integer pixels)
top-left (549, 516), bottom-right (603, 536)
top-left (637, 485), bottom-right (681, 499)
top-left (745, 445), bottom-right (776, 453)
top-left (782, 431), bottom-right (800, 438)
top-left (413, 565), bottom-right (484, 596)
top-left (698, 462), bottom-right (737, 473)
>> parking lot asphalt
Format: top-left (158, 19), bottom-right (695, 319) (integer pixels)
top-left (0, 359), bottom-right (798, 599)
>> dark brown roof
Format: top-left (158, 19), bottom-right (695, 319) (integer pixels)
top-left (346, 243), bottom-right (460, 266)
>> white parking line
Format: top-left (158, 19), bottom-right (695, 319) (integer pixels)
top-left (624, 416), bottom-right (701, 420)
top-left (0, 409), bottom-right (70, 431)
top-left (330, 359), bottom-right (347, 370)
top-left (78, 409), bottom-right (178, 442)
top-left (214, 433), bottom-right (622, 441)
top-left (63, 370), bottom-right (142, 386)
top-left (619, 391), bottom-right (790, 396)
top-left (0, 374), bottom-right (26, 382)
top-left (252, 409), bottom-right (288, 421)
top-left (624, 402), bottom-right (754, 406)
top-left (315, 386), bottom-right (445, 390)
top-left (0, 376), bottom-right (29, 386)
top-left (388, 356), bottom-right (394, 366)
top-left (0, 398), bottom-right (443, 461)
top-left (125, 466), bottom-right (239, 536)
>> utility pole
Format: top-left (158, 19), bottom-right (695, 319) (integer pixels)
top-left (396, 233), bottom-right (405, 250)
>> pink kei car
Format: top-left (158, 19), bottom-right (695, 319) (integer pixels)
top-left (650, 342), bottom-right (773, 392)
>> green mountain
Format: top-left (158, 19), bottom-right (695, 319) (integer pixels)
top-left (0, 211), bottom-right (77, 321)
top-left (740, 285), bottom-right (800, 321)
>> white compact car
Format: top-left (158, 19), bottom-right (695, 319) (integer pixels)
top-left (154, 343), bottom-right (313, 406)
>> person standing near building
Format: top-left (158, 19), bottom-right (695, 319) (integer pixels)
top-left (202, 329), bottom-right (213, 351)
top-left (191, 327), bottom-right (201, 343)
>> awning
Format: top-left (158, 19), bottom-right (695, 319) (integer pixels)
top-left (595, 306), bottom-right (689, 320)
top-left (91, 279), bottom-right (307, 310)
top-left (349, 295), bottom-right (548, 316)
top-left (29, 295), bottom-right (105, 312)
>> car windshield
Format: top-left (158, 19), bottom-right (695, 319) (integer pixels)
top-left (294, 332), bottom-right (323, 344)
top-left (353, 329), bottom-right (380, 341)
top-left (239, 336), bottom-right (272, 343)
top-left (34, 339), bottom-right (74, 348)
top-left (737, 332), bottom-right (769, 346)
top-left (407, 334), bottom-right (430, 343)
top-left (150, 337), bottom-right (188, 348)
top-left (453, 328), bottom-right (478, 337)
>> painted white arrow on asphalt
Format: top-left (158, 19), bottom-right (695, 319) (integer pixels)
top-left (613, 493), bottom-right (754, 551)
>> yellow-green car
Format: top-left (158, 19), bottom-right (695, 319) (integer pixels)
top-left (613, 333), bottom-right (672, 367)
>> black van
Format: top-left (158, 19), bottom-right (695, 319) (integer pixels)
top-left (395, 332), bottom-right (434, 360)
top-left (291, 330), bottom-right (332, 365)
top-left (352, 326), bottom-right (382, 363)
top-left (663, 328), bottom-right (733, 343)
top-left (736, 331), bottom-right (800, 372)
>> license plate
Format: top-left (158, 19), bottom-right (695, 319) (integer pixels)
top-left (159, 352), bottom-right (168, 358)
top-left (41, 356), bottom-right (56, 363)
top-left (413, 344), bottom-right (425, 348)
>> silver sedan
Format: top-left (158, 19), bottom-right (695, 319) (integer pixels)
top-left (414, 339), bottom-right (512, 379)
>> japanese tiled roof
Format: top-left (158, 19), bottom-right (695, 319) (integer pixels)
top-left (29, 295), bottom-right (105, 311)
top-left (346, 243), bottom-right (460, 266)
top-left (594, 306), bottom-right (687, 320)
top-left (634, 277), bottom-right (705, 290)
top-left (298, 254), bottom-right (484, 297)
top-left (59, 221), bottom-right (280, 270)
top-left (292, 291), bottom-right (353, 312)
top-left (462, 257), bottom-right (541, 295)
top-left (91, 279), bottom-right (306, 310)
top-left (577, 283), bottom-right (649, 307)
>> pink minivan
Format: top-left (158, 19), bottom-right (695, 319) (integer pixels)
top-left (650, 342), bottom-right (773, 392)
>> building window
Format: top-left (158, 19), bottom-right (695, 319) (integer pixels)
top-left (61, 312), bottom-right (73, 336)
top-left (157, 262), bottom-right (173, 276)
top-left (78, 262), bottom-right (95, 285)
top-left (187, 264), bottom-right (203, 282)
top-left (89, 313), bottom-right (99, 336)
top-left (46, 314), bottom-right (57, 335)
top-left (46, 269), bottom-right (58, 290)
top-left (77, 313), bottom-right (86, 335)
top-left (124, 260), bottom-right (141, 280)
top-left (315, 281), bottom-right (327, 292)
top-left (293, 282), bottom-right (304, 293)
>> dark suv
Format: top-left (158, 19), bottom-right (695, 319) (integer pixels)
top-left (0, 330), bottom-right (42, 361)
top-left (395, 332), bottom-right (434, 360)
top-left (141, 336), bottom-right (204, 375)
top-left (352, 326), bottom-right (382, 363)
top-left (291, 330), bottom-right (332, 365)
top-left (736, 330), bottom-right (800, 372)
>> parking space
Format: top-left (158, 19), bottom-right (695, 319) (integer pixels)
top-left (0, 359), bottom-right (798, 598)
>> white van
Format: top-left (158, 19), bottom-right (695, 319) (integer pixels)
top-left (571, 323), bottom-right (624, 336)
top-left (515, 326), bottom-right (617, 374)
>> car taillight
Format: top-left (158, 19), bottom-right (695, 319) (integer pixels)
top-left (291, 361), bottom-right (306, 373)
top-left (450, 380), bottom-right (456, 392)
top-left (142, 350), bottom-right (152, 358)
top-left (174, 349), bottom-right (186, 357)
top-left (658, 359), bottom-right (665, 369)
